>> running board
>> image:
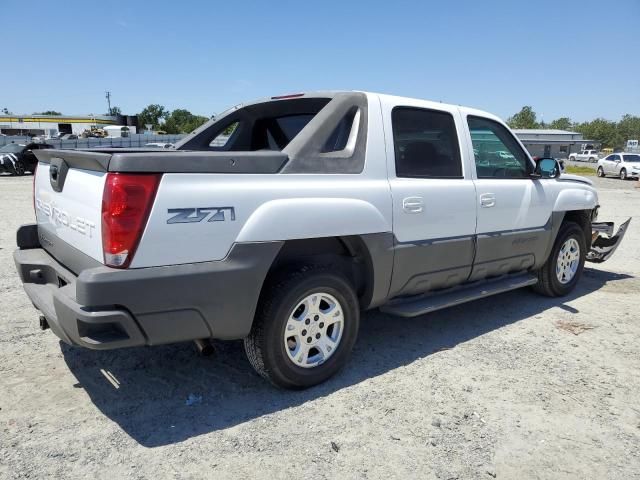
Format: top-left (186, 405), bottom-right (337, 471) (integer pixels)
top-left (380, 273), bottom-right (538, 318)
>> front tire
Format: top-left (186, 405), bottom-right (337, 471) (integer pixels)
top-left (244, 266), bottom-right (360, 389)
top-left (532, 222), bottom-right (586, 297)
top-left (620, 168), bottom-right (627, 180)
top-left (597, 166), bottom-right (605, 177)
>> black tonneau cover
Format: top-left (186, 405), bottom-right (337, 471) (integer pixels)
top-left (34, 149), bottom-right (289, 174)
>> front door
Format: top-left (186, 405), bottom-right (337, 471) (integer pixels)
top-left (382, 100), bottom-right (477, 298)
top-left (464, 115), bottom-right (554, 281)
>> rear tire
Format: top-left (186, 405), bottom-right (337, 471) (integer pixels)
top-left (12, 161), bottom-right (26, 176)
top-left (620, 168), bottom-right (627, 180)
top-left (244, 265), bottom-right (360, 389)
top-left (532, 222), bottom-right (586, 297)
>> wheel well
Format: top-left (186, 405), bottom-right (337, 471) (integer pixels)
top-left (562, 210), bottom-right (592, 249)
top-left (267, 236), bottom-right (373, 307)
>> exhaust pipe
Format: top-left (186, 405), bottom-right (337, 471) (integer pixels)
top-left (194, 338), bottom-right (215, 357)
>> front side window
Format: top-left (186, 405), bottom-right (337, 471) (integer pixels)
top-left (468, 116), bottom-right (531, 179)
top-left (611, 154), bottom-right (621, 161)
top-left (392, 107), bottom-right (462, 178)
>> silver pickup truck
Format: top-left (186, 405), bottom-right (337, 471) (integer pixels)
top-left (14, 91), bottom-right (629, 388)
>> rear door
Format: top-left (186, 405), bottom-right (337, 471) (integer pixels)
top-left (382, 98), bottom-right (477, 297)
top-left (463, 114), bottom-right (553, 281)
top-left (602, 154), bottom-right (616, 174)
top-left (608, 154), bottom-right (621, 174)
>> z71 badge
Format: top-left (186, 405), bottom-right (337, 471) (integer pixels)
top-left (167, 207), bottom-right (236, 224)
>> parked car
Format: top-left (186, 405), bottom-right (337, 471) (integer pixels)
top-left (597, 153), bottom-right (640, 179)
top-left (568, 150), bottom-right (600, 162)
top-left (0, 142), bottom-right (52, 175)
top-left (144, 142), bottom-right (175, 149)
top-left (14, 91), bottom-right (629, 389)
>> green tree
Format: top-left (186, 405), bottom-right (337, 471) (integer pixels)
top-left (109, 106), bottom-right (122, 116)
top-left (507, 106), bottom-right (540, 129)
top-left (2, 107), bottom-right (11, 114)
top-left (33, 110), bottom-right (62, 116)
top-left (549, 117), bottom-right (573, 131)
top-left (163, 109), bottom-right (209, 134)
top-left (617, 114), bottom-right (640, 144)
top-left (574, 118), bottom-right (621, 149)
top-left (138, 104), bottom-right (168, 130)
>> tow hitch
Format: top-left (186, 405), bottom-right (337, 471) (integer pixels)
top-left (587, 219), bottom-right (631, 263)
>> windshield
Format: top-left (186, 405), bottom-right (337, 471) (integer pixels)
top-left (0, 144), bottom-right (25, 153)
top-left (623, 154), bottom-right (640, 162)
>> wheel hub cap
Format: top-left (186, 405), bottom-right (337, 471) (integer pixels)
top-left (283, 292), bottom-right (344, 368)
top-left (556, 238), bottom-right (580, 284)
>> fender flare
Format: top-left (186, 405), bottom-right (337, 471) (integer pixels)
top-left (236, 198), bottom-right (391, 242)
top-left (552, 188), bottom-right (597, 213)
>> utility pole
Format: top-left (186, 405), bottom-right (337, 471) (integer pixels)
top-left (105, 91), bottom-right (112, 115)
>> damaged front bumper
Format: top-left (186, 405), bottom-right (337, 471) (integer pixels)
top-left (587, 219), bottom-right (631, 263)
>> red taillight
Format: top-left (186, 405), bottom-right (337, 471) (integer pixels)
top-left (101, 173), bottom-right (161, 268)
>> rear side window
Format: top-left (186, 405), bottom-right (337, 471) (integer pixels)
top-left (468, 116), bottom-right (531, 179)
top-left (392, 107), bottom-right (462, 178)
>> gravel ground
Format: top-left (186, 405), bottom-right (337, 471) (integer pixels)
top-left (1, 174), bottom-right (639, 479)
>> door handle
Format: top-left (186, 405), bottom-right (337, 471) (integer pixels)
top-left (403, 196), bottom-right (424, 213)
top-left (480, 193), bottom-right (496, 208)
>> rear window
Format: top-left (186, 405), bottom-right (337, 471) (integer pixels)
top-left (623, 154), bottom-right (640, 162)
top-left (275, 115), bottom-right (315, 141)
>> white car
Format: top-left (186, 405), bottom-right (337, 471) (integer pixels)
top-left (597, 153), bottom-right (640, 180)
top-left (569, 150), bottom-right (600, 163)
top-left (14, 91), bottom-right (630, 389)
top-left (144, 142), bottom-right (174, 149)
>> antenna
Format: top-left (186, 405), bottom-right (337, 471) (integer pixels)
top-left (105, 91), bottom-right (112, 115)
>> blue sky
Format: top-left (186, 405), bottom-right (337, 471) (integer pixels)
top-left (2, 0), bottom-right (638, 122)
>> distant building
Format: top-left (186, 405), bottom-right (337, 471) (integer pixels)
top-left (0, 113), bottom-right (138, 137)
top-left (513, 129), bottom-right (600, 159)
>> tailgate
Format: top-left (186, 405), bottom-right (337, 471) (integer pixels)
top-left (34, 150), bottom-right (112, 268)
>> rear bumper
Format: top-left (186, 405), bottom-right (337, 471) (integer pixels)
top-left (14, 224), bottom-right (282, 350)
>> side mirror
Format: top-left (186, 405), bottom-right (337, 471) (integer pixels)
top-left (533, 158), bottom-right (560, 179)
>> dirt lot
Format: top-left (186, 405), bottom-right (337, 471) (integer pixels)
top-left (1, 175), bottom-right (639, 480)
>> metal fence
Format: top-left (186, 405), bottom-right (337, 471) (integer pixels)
top-left (0, 134), bottom-right (187, 149)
